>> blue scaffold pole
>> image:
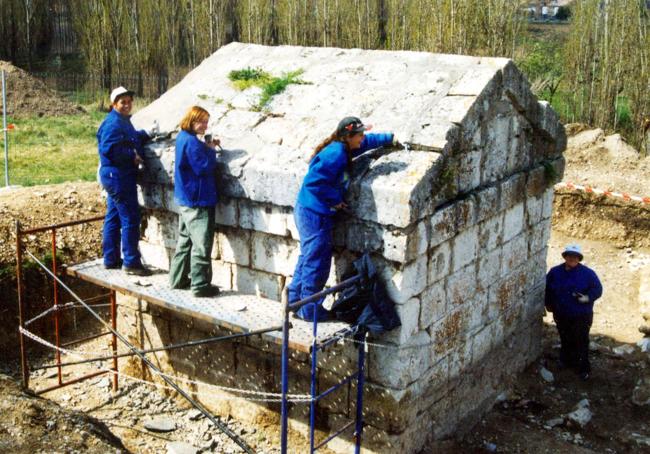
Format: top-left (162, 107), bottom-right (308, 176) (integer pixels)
top-left (309, 304), bottom-right (318, 453)
top-left (280, 289), bottom-right (291, 454)
top-left (354, 331), bottom-right (367, 454)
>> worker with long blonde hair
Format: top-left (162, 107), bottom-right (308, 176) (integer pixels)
top-left (169, 106), bottom-right (221, 298)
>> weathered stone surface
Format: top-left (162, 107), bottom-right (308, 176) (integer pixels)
top-left (251, 232), bottom-right (299, 276)
top-left (127, 42), bottom-right (566, 454)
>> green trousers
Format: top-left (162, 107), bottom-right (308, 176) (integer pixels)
top-left (169, 206), bottom-right (215, 293)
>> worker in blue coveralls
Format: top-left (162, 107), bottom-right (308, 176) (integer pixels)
top-left (97, 87), bottom-right (153, 276)
top-left (168, 106), bottom-right (221, 298)
top-left (288, 117), bottom-right (398, 321)
top-left (545, 244), bottom-right (603, 381)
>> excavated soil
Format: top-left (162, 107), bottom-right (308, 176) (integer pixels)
top-left (0, 127), bottom-right (649, 452)
top-left (0, 61), bottom-right (84, 117)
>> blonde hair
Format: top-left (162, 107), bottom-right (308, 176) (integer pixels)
top-left (179, 106), bottom-right (210, 132)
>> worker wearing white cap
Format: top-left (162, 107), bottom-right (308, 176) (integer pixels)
top-left (97, 87), bottom-right (152, 276)
top-left (545, 244), bottom-right (603, 381)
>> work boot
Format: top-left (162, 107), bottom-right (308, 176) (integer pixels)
top-left (104, 260), bottom-right (123, 270)
top-left (192, 285), bottom-right (220, 298)
top-left (124, 265), bottom-right (152, 277)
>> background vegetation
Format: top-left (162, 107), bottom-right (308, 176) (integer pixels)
top-left (1, 0), bottom-right (649, 156)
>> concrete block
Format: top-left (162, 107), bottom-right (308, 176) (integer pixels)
top-left (381, 255), bottom-right (428, 304)
top-left (233, 266), bottom-right (283, 300)
top-left (451, 225), bottom-right (479, 272)
top-left (216, 227), bottom-right (251, 267)
top-left (445, 265), bottom-right (477, 308)
top-left (427, 241), bottom-right (452, 285)
top-left (420, 283), bottom-right (447, 330)
top-left (503, 203), bottom-right (525, 243)
top-left (251, 232), bottom-right (299, 276)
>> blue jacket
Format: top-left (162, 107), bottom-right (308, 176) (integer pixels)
top-left (545, 263), bottom-right (603, 317)
top-left (296, 133), bottom-right (393, 215)
top-left (174, 129), bottom-right (218, 207)
top-left (97, 109), bottom-right (149, 175)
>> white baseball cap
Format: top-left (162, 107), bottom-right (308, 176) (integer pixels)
top-left (110, 86), bottom-right (135, 103)
top-left (562, 244), bottom-right (583, 261)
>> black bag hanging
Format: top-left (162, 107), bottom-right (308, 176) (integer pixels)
top-left (331, 253), bottom-right (401, 334)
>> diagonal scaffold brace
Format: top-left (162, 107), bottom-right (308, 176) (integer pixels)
top-left (23, 249), bottom-right (256, 454)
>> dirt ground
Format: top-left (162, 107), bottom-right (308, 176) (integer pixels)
top-left (0, 61), bottom-right (84, 117)
top-left (1, 126), bottom-right (649, 452)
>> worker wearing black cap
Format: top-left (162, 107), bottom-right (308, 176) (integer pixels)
top-left (288, 116), bottom-right (399, 321)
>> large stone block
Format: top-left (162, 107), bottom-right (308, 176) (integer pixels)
top-left (233, 266), bottom-right (283, 301)
top-left (477, 247), bottom-right (502, 292)
top-left (251, 232), bottom-right (299, 276)
top-left (239, 200), bottom-right (295, 238)
top-left (382, 220), bottom-right (429, 264)
top-left (380, 255), bottom-right (428, 304)
top-left (368, 331), bottom-right (432, 388)
top-left (429, 204), bottom-right (457, 249)
top-left (427, 240), bottom-right (452, 285)
top-left (381, 297), bottom-right (421, 344)
top-left (502, 233), bottom-right (529, 276)
top-left (478, 212), bottom-right (504, 252)
top-left (420, 283), bottom-right (447, 330)
top-left (451, 225), bottom-right (479, 272)
top-left (499, 172), bottom-right (526, 211)
top-left (445, 264), bottom-right (477, 308)
top-left (216, 227), bottom-right (251, 267)
top-left (502, 203), bottom-right (525, 243)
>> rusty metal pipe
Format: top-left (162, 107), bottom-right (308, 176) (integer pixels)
top-left (15, 220), bottom-right (29, 388)
top-left (36, 370), bottom-right (109, 395)
top-left (51, 229), bottom-right (62, 385)
top-left (20, 215), bottom-right (104, 235)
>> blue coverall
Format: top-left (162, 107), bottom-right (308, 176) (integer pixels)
top-left (289, 132), bottom-right (393, 321)
top-left (545, 262), bottom-right (603, 374)
top-left (168, 130), bottom-right (219, 293)
top-left (97, 109), bottom-right (150, 269)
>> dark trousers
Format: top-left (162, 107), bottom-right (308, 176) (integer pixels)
top-left (554, 313), bottom-right (593, 374)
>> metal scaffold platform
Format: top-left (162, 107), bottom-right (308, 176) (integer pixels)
top-left (67, 258), bottom-right (352, 353)
top-left (15, 217), bottom-right (368, 453)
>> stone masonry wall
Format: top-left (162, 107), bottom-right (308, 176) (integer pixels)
top-left (123, 43), bottom-right (566, 453)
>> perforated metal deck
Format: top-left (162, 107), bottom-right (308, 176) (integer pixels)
top-left (67, 259), bottom-right (351, 353)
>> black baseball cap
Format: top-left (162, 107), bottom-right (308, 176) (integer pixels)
top-left (336, 116), bottom-right (372, 136)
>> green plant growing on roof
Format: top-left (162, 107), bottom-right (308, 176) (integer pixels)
top-left (228, 67), bottom-right (307, 111)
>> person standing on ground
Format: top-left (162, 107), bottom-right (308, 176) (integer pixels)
top-left (97, 87), bottom-right (152, 276)
top-left (169, 106), bottom-right (221, 298)
top-left (545, 244), bottom-right (603, 380)
top-left (288, 117), bottom-right (398, 321)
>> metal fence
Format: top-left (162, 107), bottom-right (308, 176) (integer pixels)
top-left (33, 70), bottom-right (190, 105)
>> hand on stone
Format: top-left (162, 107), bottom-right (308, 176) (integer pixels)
top-left (332, 202), bottom-right (348, 211)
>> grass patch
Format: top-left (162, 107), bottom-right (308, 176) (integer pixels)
top-left (228, 67), bottom-right (306, 110)
top-left (0, 109), bottom-right (103, 186)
